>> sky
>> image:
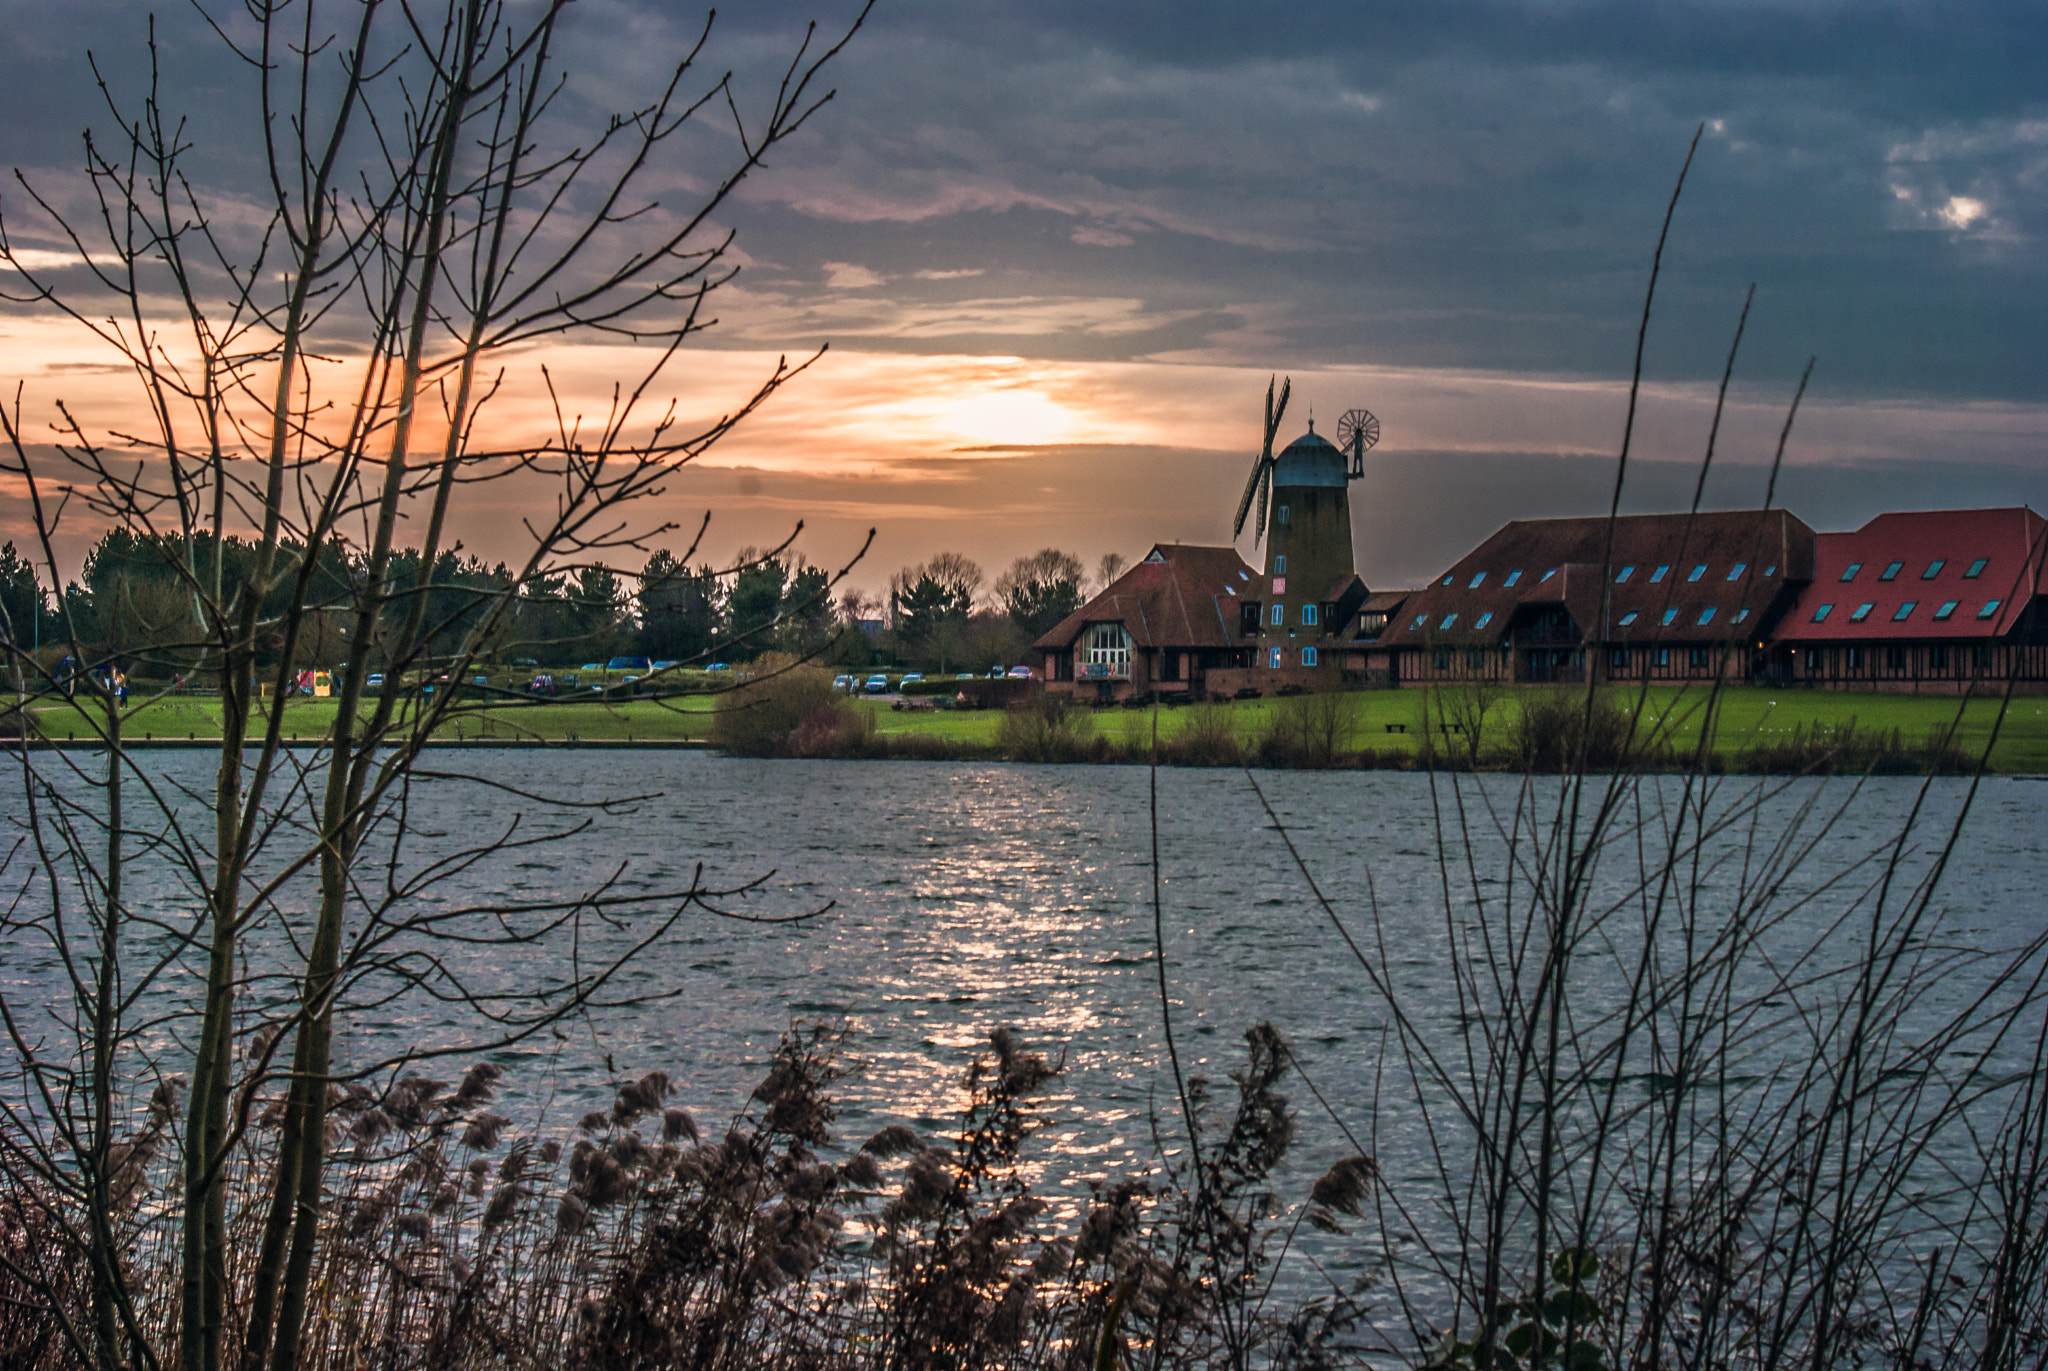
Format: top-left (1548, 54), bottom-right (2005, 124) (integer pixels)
top-left (1, 0), bottom-right (2044, 594)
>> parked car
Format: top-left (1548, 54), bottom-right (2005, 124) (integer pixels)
top-left (366, 673), bottom-right (385, 693)
top-left (706, 662), bottom-right (731, 673)
top-left (900, 672), bottom-right (924, 687)
top-left (863, 673), bottom-right (890, 693)
top-left (832, 674), bottom-right (854, 692)
top-left (607, 655), bottom-right (652, 673)
top-left (955, 673), bottom-right (974, 680)
top-left (1006, 665), bottom-right (1035, 679)
top-left (986, 666), bottom-right (1006, 678)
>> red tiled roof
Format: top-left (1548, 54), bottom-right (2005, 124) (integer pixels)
top-left (1032, 544), bottom-right (1256, 651)
top-left (1773, 507), bottom-right (2047, 642)
top-left (1391, 509), bottom-right (1814, 646)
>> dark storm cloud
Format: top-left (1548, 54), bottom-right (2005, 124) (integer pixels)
top-left (673, 0), bottom-right (2048, 402)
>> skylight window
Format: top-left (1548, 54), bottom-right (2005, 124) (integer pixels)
top-left (1619, 610), bottom-right (1640, 626)
top-left (1935, 600), bottom-right (1959, 620)
top-left (1442, 575), bottom-right (1454, 587)
top-left (1734, 608), bottom-right (1750, 624)
top-left (1661, 608), bottom-right (1678, 626)
top-left (1696, 607), bottom-right (1716, 625)
top-left (1475, 611), bottom-right (1494, 629)
top-left (1879, 562), bottom-right (1903, 581)
top-left (1850, 603), bottom-right (1875, 622)
top-left (1687, 564), bottom-right (1708, 582)
top-left (1540, 568), bottom-right (1557, 582)
top-left (1840, 563), bottom-right (1863, 582)
top-left (1922, 559), bottom-right (1945, 579)
top-left (1504, 570), bottom-right (1523, 587)
top-left (1892, 602), bottom-right (1916, 621)
top-left (1812, 604), bottom-right (1833, 622)
top-left (1650, 565), bottom-right (1669, 583)
top-left (1440, 613), bottom-right (1458, 630)
top-left (1978, 600), bottom-right (2002, 620)
top-left (1410, 614), bottom-right (1427, 630)
top-left (1764, 565), bottom-right (1777, 577)
top-left (1965, 558), bottom-right (1988, 579)
top-left (1726, 563), bottom-right (1748, 581)
top-left (1615, 566), bottom-right (1634, 583)
top-left (1468, 571), bottom-right (1486, 588)
top-left (1238, 570), bottom-right (1249, 580)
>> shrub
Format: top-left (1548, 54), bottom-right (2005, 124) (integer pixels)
top-left (1160, 700), bottom-right (1242, 767)
top-left (709, 653), bottom-right (843, 756)
top-left (1512, 687), bottom-right (1648, 771)
top-left (1256, 690), bottom-right (1357, 769)
top-left (996, 691), bottom-right (1094, 762)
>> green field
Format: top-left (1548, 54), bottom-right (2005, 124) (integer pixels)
top-left (21, 682), bottom-right (2048, 772)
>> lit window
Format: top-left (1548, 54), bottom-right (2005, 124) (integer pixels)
top-left (1615, 565), bottom-right (1634, 583)
top-left (1892, 602), bottom-right (1916, 622)
top-left (1813, 604), bottom-right (1833, 622)
top-left (1650, 565), bottom-right (1669, 583)
top-left (1440, 613), bottom-right (1458, 629)
top-left (1661, 608), bottom-right (1678, 626)
top-left (1965, 558), bottom-right (1988, 579)
top-left (1410, 614), bottom-right (1426, 630)
top-left (1922, 559), bottom-right (1945, 579)
top-left (1978, 599), bottom-right (2002, 620)
top-left (1301, 604), bottom-right (1319, 626)
top-left (1879, 562), bottom-right (1903, 581)
top-left (1619, 610), bottom-right (1640, 626)
top-left (1850, 603), bottom-right (1874, 622)
top-left (1269, 647), bottom-right (1283, 667)
top-left (1469, 571), bottom-right (1486, 588)
top-left (1540, 568), bottom-right (1557, 582)
top-left (1726, 563), bottom-right (1748, 581)
top-left (1935, 600), bottom-right (1959, 620)
top-left (1734, 608), bottom-right (1750, 624)
top-left (1696, 607), bottom-right (1716, 626)
top-left (1278, 505), bottom-right (1290, 525)
top-left (1687, 564), bottom-right (1708, 582)
top-left (1273, 555), bottom-right (1286, 574)
top-left (1475, 611), bottom-right (1494, 629)
top-left (1840, 562), bottom-right (1863, 581)
top-left (1504, 570), bottom-right (1523, 587)
top-left (1301, 646), bottom-right (1318, 666)
top-left (1270, 604), bottom-right (1284, 625)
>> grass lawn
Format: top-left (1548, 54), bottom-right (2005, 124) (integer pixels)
top-left (21, 683), bottom-right (2048, 771)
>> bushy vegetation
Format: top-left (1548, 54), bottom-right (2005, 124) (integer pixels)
top-left (709, 655), bottom-right (849, 757)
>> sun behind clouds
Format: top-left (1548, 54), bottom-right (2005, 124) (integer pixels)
top-left (931, 387), bottom-right (1077, 447)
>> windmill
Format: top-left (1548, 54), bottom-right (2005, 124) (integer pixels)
top-left (1231, 375), bottom-right (1292, 545)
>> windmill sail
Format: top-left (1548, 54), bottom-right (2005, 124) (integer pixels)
top-left (1231, 375), bottom-right (1290, 543)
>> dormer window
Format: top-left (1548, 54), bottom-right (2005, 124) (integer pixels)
top-left (1922, 559), bottom-right (1945, 579)
top-left (1879, 562), bottom-right (1903, 581)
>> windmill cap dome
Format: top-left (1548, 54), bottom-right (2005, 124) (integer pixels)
top-left (1273, 429), bottom-right (1345, 488)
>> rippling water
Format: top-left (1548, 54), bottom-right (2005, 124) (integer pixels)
top-left (8, 751), bottom-right (2048, 1304)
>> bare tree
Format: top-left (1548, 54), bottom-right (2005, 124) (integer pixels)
top-left (0, 3), bottom-right (868, 1369)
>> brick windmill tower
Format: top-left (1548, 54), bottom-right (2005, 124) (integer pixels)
top-left (1232, 377), bottom-right (1380, 671)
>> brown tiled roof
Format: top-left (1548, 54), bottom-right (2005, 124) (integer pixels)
top-left (1391, 510), bottom-right (1815, 647)
top-left (1773, 508), bottom-right (2047, 643)
top-left (1033, 544), bottom-right (1257, 651)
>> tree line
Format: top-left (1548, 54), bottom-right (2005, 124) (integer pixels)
top-left (0, 531), bottom-right (1130, 677)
